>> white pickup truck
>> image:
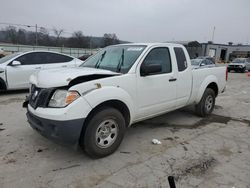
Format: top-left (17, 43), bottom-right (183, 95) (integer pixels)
top-left (24, 43), bottom-right (227, 158)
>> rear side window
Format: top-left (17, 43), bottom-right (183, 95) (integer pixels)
top-left (45, 53), bottom-right (73, 64)
top-left (174, 47), bottom-right (187, 72)
top-left (142, 47), bottom-right (172, 74)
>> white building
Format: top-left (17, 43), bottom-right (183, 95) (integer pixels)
top-left (201, 42), bottom-right (250, 62)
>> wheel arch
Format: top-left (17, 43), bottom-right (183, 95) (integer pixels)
top-left (86, 99), bottom-right (131, 127)
top-left (79, 99), bottom-right (131, 146)
top-left (206, 82), bottom-right (218, 97)
top-left (195, 75), bottom-right (219, 104)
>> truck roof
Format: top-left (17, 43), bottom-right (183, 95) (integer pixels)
top-left (114, 42), bottom-right (185, 48)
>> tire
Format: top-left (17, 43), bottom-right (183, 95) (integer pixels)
top-left (0, 78), bottom-right (7, 91)
top-left (241, 68), bottom-right (246, 73)
top-left (195, 88), bottom-right (215, 117)
top-left (80, 107), bottom-right (126, 158)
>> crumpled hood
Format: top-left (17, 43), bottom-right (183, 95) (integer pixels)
top-left (30, 67), bottom-right (119, 88)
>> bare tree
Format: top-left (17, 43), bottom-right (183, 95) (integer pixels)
top-left (17, 29), bottom-right (27, 44)
top-left (5, 26), bottom-right (18, 44)
top-left (103, 33), bottom-right (119, 47)
top-left (53, 28), bottom-right (64, 46)
top-left (68, 31), bottom-right (90, 48)
top-left (38, 27), bottom-right (51, 46)
top-left (0, 27), bottom-right (117, 48)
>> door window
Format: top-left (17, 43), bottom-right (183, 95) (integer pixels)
top-left (142, 47), bottom-right (172, 74)
top-left (15, 52), bottom-right (44, 65)
top-left (174, 47), bottom-right (187, 71)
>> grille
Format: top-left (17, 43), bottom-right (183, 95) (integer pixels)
top-left (29, 85), bottom-right (54, 109)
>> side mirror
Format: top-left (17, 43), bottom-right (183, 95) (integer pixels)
top-left (200, 62), bottom-right (206, 66)
top-left (11, 60), bottom-right (21, 66)
top-left (140, 63), bottom-right (162, 76)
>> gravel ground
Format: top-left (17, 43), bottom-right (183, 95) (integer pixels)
top-left (0, 72), bottom-right (250, 188)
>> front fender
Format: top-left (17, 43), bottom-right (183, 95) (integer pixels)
top-left (83, 86), bottom-right (135, 122)
top-left (195, 75), bottom-right (218, 104)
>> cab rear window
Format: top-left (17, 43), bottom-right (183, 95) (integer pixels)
top-left (174, 47), bottom-right (187, 72)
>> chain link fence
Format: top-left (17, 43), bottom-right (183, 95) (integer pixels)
top-left (0, 43), bottom-right (99, 57)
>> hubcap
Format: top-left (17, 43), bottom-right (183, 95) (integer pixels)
top-left (205, 95), bottom-right (213, 111)
top-left (95, 119), bottom-right (118, 148)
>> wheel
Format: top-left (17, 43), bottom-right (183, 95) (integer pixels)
top-left (241, 68), bottom-right (246, 73)
top-left (81, 107), bottom-right (126, 158)
top-left (195, 88), bottom-right (215, 117)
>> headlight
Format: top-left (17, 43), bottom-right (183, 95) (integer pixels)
top-left (48, 90), bottom-right (80, 108)
top-left (0, 68), bottom-right (4, 73)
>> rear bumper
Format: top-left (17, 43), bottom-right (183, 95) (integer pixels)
top-left (26, 110), bottom-right (85, 147)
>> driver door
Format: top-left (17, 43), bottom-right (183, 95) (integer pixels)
top-left (136, 47), bottom-right (177, 120)
top-left (6, 52), bottom-right (44, 89)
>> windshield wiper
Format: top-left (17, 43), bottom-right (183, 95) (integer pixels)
top-left (116, 49), bottom-right (124, 73)
top-left (95, 51), bottom-right (106, 68)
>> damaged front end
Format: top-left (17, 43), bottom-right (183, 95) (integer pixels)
top-left (22, 73), bottom-right (119, 109)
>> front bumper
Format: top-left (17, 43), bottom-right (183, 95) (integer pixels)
top-left (26, 110), bottom-right (85, 147)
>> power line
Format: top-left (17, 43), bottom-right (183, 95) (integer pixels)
top-left (0, 22), bottom-right (75, 36)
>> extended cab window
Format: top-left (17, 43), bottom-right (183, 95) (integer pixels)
top-left (174, 47), bottom-right (187, 72)
top-left (142, 47), bottom-right (172, 74)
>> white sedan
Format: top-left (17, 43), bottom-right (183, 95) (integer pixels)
top-left (0, 51), bottom-right (83, 90)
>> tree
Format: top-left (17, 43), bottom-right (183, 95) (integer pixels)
top-left (17, 29), bottom-right (27, 44)
top-left (5, 26), bottom-right (18, 44)
top-left (67, 31), bottom-right (90, 48)
top-left (103, 33), bottom-right (119, 47)
top-left (38, 27), bottom-right (51, 46)
top-left (53, 28), bottom-right (64, 46)
top-left (0, 27), bottom-right (120, 48)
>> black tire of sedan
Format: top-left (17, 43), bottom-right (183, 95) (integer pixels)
top-left (81, 107), bottom-right (126, 158)
top-left (195, 88), bottom-right (215, 117)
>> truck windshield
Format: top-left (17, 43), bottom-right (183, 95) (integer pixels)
top-left (232, 58), bottom-right (246, 64)
top-left (0, 53), bottom-right (21, 64)
top-left (81, 45), bottom-right (146, 73)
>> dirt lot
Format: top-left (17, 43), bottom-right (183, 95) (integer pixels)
top-left (0, 72), bottom-right (250, 188)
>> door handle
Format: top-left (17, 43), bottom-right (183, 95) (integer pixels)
top-left (169, 78), bottom-right (177, 82)
top-left (35, 67), bottom-right (42, 69)
top-left (61, 65), bottom-right (67, 67)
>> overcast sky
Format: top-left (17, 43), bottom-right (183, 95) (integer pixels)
top-left (1, 0), bottom-right (250, 44)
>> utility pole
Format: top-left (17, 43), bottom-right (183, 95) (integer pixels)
top-left (35, 24), bottom-right (38, 46)
top-left (212, 26), bottom-right (216, 42)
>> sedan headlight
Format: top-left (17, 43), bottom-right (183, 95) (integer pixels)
top-left (0, 68), bottom-right (4, 73)
top-left (48, 90), bottom-right (80, 108)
